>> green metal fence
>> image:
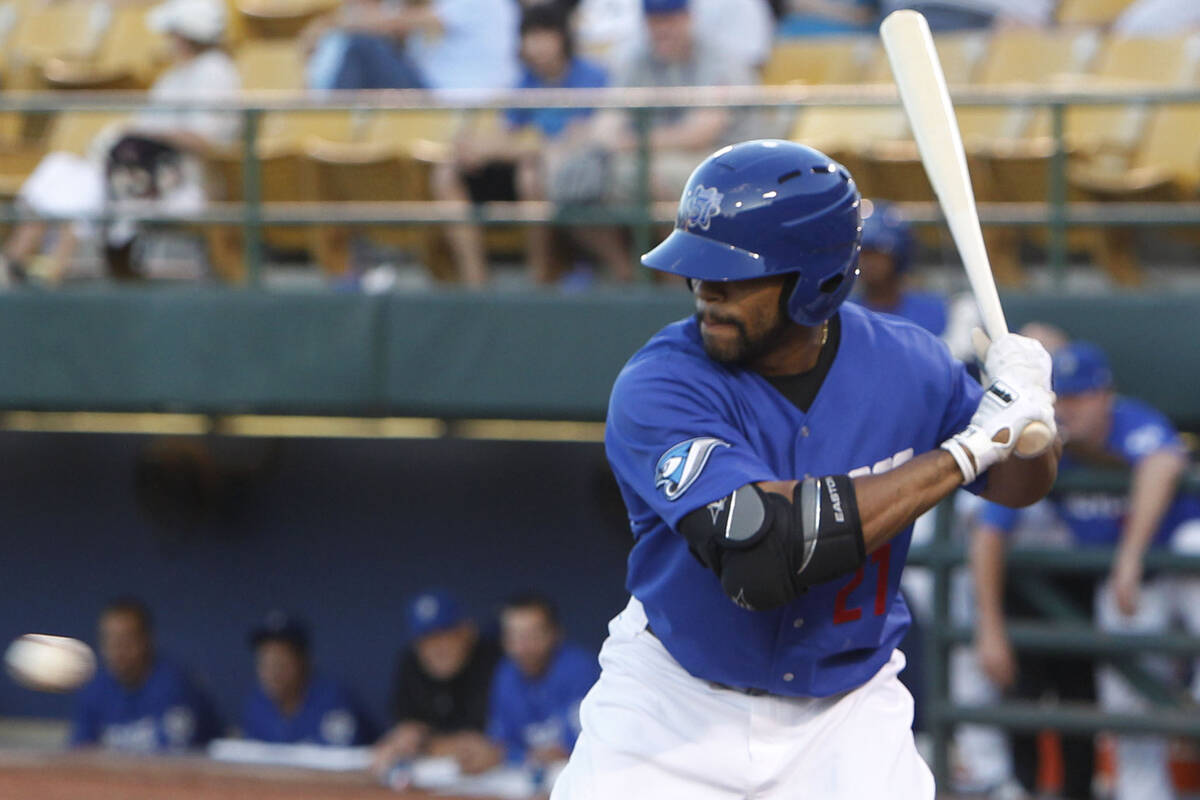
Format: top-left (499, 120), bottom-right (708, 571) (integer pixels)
top-left (911, 467), bottom-right (1200, 788)
top-left (3, 84), bottom-right (1200, 286)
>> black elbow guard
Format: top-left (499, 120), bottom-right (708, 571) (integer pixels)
top-left (678, 478), bottom-right (865, 611)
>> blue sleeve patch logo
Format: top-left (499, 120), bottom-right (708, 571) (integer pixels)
top-left (655, 437), bottom-right (730, 501)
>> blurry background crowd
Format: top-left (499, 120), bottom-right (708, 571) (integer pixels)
top-left (0, 1), bottom-right (1199, 800)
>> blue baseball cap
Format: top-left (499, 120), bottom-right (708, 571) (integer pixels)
top-left (406, 590), bottom-right (465, 639)
top-left (249, 610), bottom-right (310, 653)
top-left (644, 0), bottom-right (687, 14)
top-left (1052, 341), bottom-right (1113, 396)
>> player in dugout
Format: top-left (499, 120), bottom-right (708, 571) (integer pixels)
top-left (550, 139), bottom-right (1060, 799)
top-left (372, 591), bottom-right (502, 773)
top-left (430, 593), bottom-right (598, 777)
top-left (70, 597), bottom-right (221, 753)
top-left (972, 340), bottom-right (1200, 800)
top-left (241, 611), bottom-right (374, 746)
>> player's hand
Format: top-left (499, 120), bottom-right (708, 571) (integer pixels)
top-left (972, 328), bottom-right (1053, 393)
top-left (975, 622), bottom-right (1017, 689)
top-left (1111, 548), bottom-right (1144, 616)
top-left (941, 378), bottom-right (1056, 483)
top-left (370, 722), bottom-right (430, 775)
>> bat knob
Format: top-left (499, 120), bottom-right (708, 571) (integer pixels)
top-left (1015, 421), bottom-right (1054, 458)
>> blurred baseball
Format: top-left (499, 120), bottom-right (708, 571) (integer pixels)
top-left (5, 634), bottom-right (96, 692)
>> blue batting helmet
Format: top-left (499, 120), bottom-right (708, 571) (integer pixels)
top-left (859, 199), bottom-right (913, 274)
top-left (641, 139), bottom-right (862, 327)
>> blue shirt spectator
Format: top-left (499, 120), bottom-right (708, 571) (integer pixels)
top-left (487, 642), bottom-right (598, 764)
top-left (978, 395), bottom-right (1199, 548)
top-left (504, 58), bottom-right (608, 140)
top-left (71, 598), bottom-right (220, 752)
top-left (242, 675), bottom-right (372, 746)
top-left (855, 200), bottom-right (948, 336)
top-left (242, 611), bottom-right (374, 747)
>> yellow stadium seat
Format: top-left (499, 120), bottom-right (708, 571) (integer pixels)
top-left (957, 28), bottom-right (1100, 147)
top-left (235, 39), bottom-right (306, 91)
top-left (762, 36), bottom-right (877, 86)
top-left (1057, 0), bottom-right (1137, 26)
top-left (236, 0), bottom-right (337, 39)
top-left (5, 0), bottom-right (109, 68)
top-left (1059, 36), bottom-right (1200, 153)
top-left (863, 31), bottom-right (988, 86)
top-left (92, 4), bottom-right (170, 87)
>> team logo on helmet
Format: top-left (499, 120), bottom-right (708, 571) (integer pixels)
top-left (655, 437), bottom-right (729, 501)
top-left (682, 184), bottom-right (724, 231)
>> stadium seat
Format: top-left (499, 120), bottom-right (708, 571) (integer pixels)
top-left (1059, 35), bottom-right (1200, 153)
top-left (762, 36), bottom-right (877, 86)
top-left (90, 3), bottom-right (169, 88)
top-left (1056, 0), bottom-right (1137, 26)
top-left (236, 0), bottom-right (337, 39)
top-left (234, 39), bottom-right (306, 91)
top-left (957, 28), bottom-right (1101, 148)
top-left (4, 0), bottom-right (110, 81)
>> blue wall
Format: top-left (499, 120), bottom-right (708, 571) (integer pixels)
top-left (0, 432), bottom-right (632, 733)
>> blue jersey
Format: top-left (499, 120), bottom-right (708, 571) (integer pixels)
top-left (241, 675), bottom-right (374, 746)
top-left (504, 58), bottom-right (607, 140)
top-left (605, 304), bottom-right (984, 697)
top-left (486, 644), bottom-right (598, 764)
top-left (855, 291), bottom-right (948, 337)
top-left (979, 396), bottom-right (1199, 547)
top-left (70, 659), bottom-right (220, 752)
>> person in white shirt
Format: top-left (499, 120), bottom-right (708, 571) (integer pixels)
top-left (1113, 0), bottom-right (1200, 36)
top-left (303, 0), bottom-right (519, 97)
top-left (0, 0), bottom-right (240, 284)
top-left (574, 0), bottom-right (774, 70)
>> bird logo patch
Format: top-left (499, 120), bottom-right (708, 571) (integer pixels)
top-left (682, 184), bottom-right (724, 231)
top-left (655, 437), bottom-right (730, 501)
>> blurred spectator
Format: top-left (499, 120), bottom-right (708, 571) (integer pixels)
top-left (778, 0), bottom-right (880, 37)
top-left (431, 4), bottom-right (608, 286)
top-left (304, 0), bottom-right (519, 95)
top-left (1113, 0), bottom-right (1200, 36)
top-left (853, 200), bottom-right (947, 337)
top-left (0, 0), bottom-right (240, 285)
top-left (371, 591), bottom-right (502, 774)
top-left (973, 339), bottom-right (1200, 800)
top-left (241, 612), bottom-right (374, 746)
top-left (574, 0), bottom-right (774, 71)
top-left (880, 0), bottom-right (1052, 31)
top-left (70, 597), bottom-right (221, 753)
top-left (555, 0), bottom-right (761, 277)
top-left (445, 593), bottom-right (598, 775)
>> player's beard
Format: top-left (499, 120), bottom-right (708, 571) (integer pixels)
top-left (696, 307), bottom-right (793, 367)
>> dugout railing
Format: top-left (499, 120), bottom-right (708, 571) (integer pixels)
top-left (3, 84), bottom-right (1200, 285)
top-left (909, 466), bottom-right (1200, 789)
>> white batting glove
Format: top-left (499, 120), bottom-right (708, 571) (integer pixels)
top-left (941, 379), bottom-right (1056, 484)
top-left (972, 328), bottom-right (1053, 394)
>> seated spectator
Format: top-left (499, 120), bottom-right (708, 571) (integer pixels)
top-left (242, 612), bottom-right (374, 746)
top-left (575, 0), bottom-right (774, 71)
top-left (778, 0), bottom-right (879, 38)
top-left (71, 597), bottom-right (221, 752)
top-left (880, 0), bottom-right (1052, 31)
top-left (0, 0), bottom-right (240, 285)
top-left (432, 4), bottom-right (608, 285)
top-left (554, 0), bottom-right (761, 277)
top-left (446, 593), bottom-right (598, 775)
top-left (304, 0), bottom-right (519, 95)
top-left (371, 591), bottom-right (502, 773)
top-left (1113, 0), bottom-right (1200, 36)
top-left (852, 200), bottom-right (947, 337)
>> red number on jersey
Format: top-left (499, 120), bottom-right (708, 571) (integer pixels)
top-left (832, 543), bottom-right (892, 625)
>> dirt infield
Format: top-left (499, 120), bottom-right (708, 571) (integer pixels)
top-left (0, 751), bottom-right (443, 800)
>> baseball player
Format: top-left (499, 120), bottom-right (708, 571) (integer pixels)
top-left (973, 340), bottom-right (1200, 800)
top-left (550, 139), bottom-right (1060, 799)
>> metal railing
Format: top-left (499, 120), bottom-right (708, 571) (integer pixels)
top-left (3, 84), bottom-right (1200, 285)
top-left (910, 466), bottom-right (1200, 789)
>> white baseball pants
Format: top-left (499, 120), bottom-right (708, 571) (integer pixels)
top-left (550, 597), bottom-right (934, 800)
